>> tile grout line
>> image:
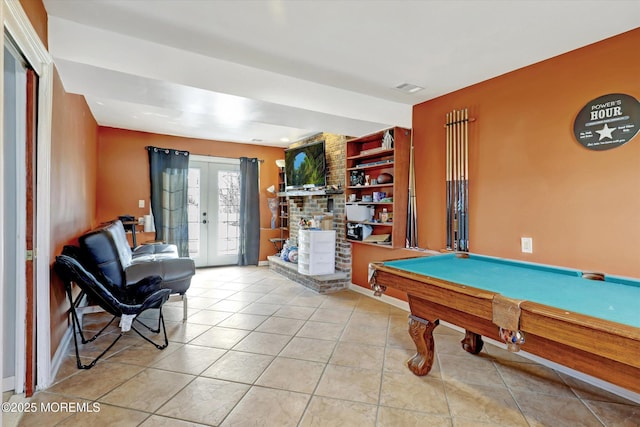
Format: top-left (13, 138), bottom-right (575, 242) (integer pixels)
top-left (215, 276), bottom-right (325, 427)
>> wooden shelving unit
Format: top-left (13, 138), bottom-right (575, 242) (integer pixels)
top-left (269, 166), bottom-right (289, 254)
top-left (278, 166), bottom-right (289, 249)
top-left (345, 127), bottom-right (411, 248)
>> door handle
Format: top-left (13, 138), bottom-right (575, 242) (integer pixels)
top-left (202, 219), bottom-right (207, 224)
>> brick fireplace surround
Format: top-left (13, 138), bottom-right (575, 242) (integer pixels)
top-left (268, 133), bottom-right (351, 293)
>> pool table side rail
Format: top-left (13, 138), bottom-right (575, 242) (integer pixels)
top-left (373, 265), bottom-right (640, 394)
top-left (520, 311), bottom-right (640, 394)
top-left (520, 301), bottom-right (640, 368)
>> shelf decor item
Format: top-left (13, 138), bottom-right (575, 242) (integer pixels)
top-left (267, 197), bottom-right (278, 229)
top-left (377, 172), bottom-right (393, 184)
top-left (350, 170), bottom-right (365, 186)
top-left (382, 129), bottom-right (394, 149)
top-left (346, 205), bottom-right (374, 222)
top-left (373, 191), bottom-right (386, 202)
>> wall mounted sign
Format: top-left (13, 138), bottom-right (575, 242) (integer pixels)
top-left (573, 93), bottom-right (639, 151)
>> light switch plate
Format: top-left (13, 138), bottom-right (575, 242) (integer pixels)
top-left (521, 237), bottom-right (533, 253)
top-left (138, 199), bottom-right (145, 208)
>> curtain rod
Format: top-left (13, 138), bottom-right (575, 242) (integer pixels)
top-left (146, 147), bottom-right (263, 162)
top-left (211, 156), bottom-right (264, 163)
top-left (211, 156), bottom-right (265, 163)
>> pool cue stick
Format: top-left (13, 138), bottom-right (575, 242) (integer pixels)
top-left (464, 108), bottom-right (469, 251)
top-left (458, 108), bottom-right (465, 251)
top-left (407, 131), bottom-right (413, 247)
top-left (455, 110), bottom-right (461, 251)
top-left (457, 109), bottom-right (463, 252)
top-left (411, 132), bottom-right (418, 248)
top-left (453, 110), bottom-right (459, 250)
top-left (460, 110), bottom-right (467, 251)
top-left (458, 109), bottom-right (464, 251)
top-left (406, 131), bottom-right (417, 248)
top-left (410, 133), bottom-right (418, 247)
top-left (446, 112), bottom-right (452, 249)
top-left (406, 143), bottom-right (411, 247)
top-left (457, 109), bottom-right (462, 251)
top-left (451, 111), bottom-right (455, 250)
top-left (450, 111), bottom-right (455, 250)
top-left (457, 109), bottom-right (463, 251)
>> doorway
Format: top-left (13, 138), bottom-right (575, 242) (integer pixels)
top-left (2, 37), bottom-right (28, 394)
top-left (188, 157), bottom-right (241, 267)
top-left (2, 0), bottom-right (54, 393)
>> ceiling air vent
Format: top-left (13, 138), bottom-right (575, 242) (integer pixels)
top-left (395, 83), bottom-right (424, 94)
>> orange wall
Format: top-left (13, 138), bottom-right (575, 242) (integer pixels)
top-left (407, 28), bottom-right (640, 278)
top-left (18, 0), bottom-right (47, 49)
top-left (48, 69), bottom-right (99, 355)
top-left (96, 127), bottom-right (285, 260)
top-left (352, 29), bottom-right (640, 293)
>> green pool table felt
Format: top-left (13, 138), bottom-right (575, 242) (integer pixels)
top-left (383, 254), bottom-right (640, 328)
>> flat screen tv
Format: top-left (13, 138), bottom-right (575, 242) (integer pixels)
top-left (284, 140), bottom-right (326, 190)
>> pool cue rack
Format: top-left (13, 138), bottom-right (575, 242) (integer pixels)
top-left (446, 108), bottom-right (472, 252)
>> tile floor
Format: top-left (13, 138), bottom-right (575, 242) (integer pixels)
top-left (4, 265), bottom-right (640, 426)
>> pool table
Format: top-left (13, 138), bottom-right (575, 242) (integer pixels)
top-left (370, 253), bottom-right (640, 394)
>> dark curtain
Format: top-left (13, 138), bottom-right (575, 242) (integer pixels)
top-left (147, 146), bottom-right (190, 257)
top-left (238, 157), bottom-right (260, 265)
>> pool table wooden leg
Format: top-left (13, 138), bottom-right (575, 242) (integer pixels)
top-left (461, 330), bottom-right (484, 354)
top-left (407, 315), bottom-right (440, 376)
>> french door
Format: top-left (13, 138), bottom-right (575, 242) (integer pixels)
top-left (188, 157), bottom-right (241, 267)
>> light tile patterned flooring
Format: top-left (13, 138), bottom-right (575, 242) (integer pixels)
top-left (5, 266), bottom-right (640, 426)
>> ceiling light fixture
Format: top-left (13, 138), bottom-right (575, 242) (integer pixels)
top-left (395, 83), bottom-right (424, 94)
top-left (280, 137), bottom-right (290, 143)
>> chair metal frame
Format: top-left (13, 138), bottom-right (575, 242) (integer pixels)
top-left (55, 254), bottom-right (171, 370)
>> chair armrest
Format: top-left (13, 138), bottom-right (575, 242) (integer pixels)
top-left (125, 258), bottom-right (195, 288)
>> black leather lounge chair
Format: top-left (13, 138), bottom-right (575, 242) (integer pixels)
top-left (78, 220), bottom-right (195, 320)
top-left (54, 250), bottom-right (172, 369)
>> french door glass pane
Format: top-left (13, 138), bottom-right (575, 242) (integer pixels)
top-left (187, 168), bottom-right (201, 257)
top-left (217, 170), bottom-right (240, 255)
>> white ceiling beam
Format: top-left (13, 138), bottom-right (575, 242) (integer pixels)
top-left (48, 16), bottom-right (412, 129)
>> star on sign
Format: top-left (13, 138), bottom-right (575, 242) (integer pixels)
top-left (595, 123), bottom-right (615, 141)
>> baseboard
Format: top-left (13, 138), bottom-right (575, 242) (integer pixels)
top-left (349, 282), bottom-right (640, 404)
top-left (258, 260), bottom-right (269, 267)
top-left (348, 282), bottom-right (409, 312)
top-left (2, 376), bottom-right (16, 392)
top-left (48, 324), bottom-right (73, 388)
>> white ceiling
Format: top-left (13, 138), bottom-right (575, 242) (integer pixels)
top-left (43, 0), bottom-right (640, 147)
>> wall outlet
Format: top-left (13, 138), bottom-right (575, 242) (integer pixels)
top-left (138, 199), bottom-right (145, 208)
top-left (521, 237), bottom-right (533, 253)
